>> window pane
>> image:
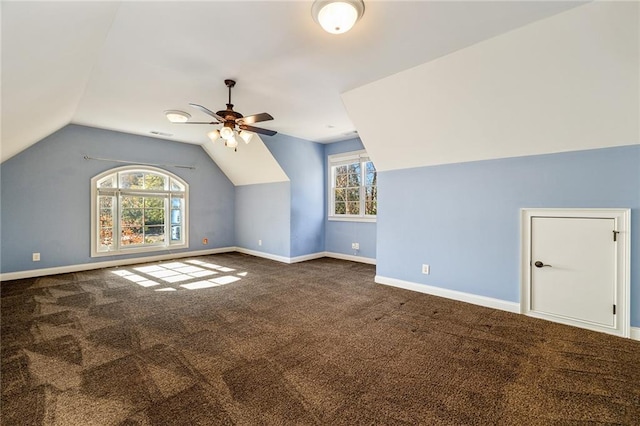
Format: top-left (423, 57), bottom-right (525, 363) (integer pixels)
top-left (121, 227), bottom-right (143, 245)
top-left (366, 201), bottom-right (377, 216)
top-left (346, 202), bottom-right (360, 215)
top-left (121, 209), bottom-right (143, 227)
top-left (365, 186), bottom-right (377, 201)
top-left (144, 226), bottom-right (165, 244)
top-left (98, 176), bottom-right (115, 188)
top-left (171, 209), bottom-right (182, 225)
top-left (145, 197), bottom-right (164, 208)
top-left (144, 209), bottom-right (164, 226)
top-left (144, 173), bottom-right (166, 190)
top-left (171, 225), bottom-right (181, 241)
top-left (99, 197), bottom-right (113, 209)
top-left (334, 189), bottom-right (346, 203)
top-left (100, 209), bottom-right (113, 228)
top-left (121, 196), bottom-right (143, 209)
top-left (336, 165), bottom-right (348, 175)
top-left (120, 172), bottom-right (144, 189)
top-left (99, 228), bottom-right (113, 250)
top-left (347, 162), bottom-right (361, 174)
top-left (171, 197), bottom-right (182, 209)
top-left (347, 188), bottom-right (360, 202)
top-left (348, 173), bottom-right (360, 187)
top-left (365, 171), bottom-right (376, 186)
top-left (334, 173), bottom-right (348, 188)
top-left (170, 179), bottom-right (185, 191)
top-left (334, 202), bottom-right (346, 215)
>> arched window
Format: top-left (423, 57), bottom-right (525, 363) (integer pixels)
top-left (91, 166), bottom-right (188, 257)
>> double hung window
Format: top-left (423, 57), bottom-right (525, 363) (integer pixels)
top-left (91, 166), bottom-right (188, 256)
top-left (328, 150), bottom-right (377, 221)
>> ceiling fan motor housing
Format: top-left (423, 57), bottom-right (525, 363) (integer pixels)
top-left (217, 106), bottom-right (243, 123)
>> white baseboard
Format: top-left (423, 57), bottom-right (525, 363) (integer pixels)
top-left (324, 252), bottom-right (376, 265)
top-left (631, 327), bottom-right (640, 341)
top-left (235, 248), bottom-right (376, 265)
top-left (290, 252), bottom-right (327, 263)
top-left (234, 247), bottom-right (292, 264)
top-left (0, 247), bottom-right (236, 281)
top-left (375, 275), bottom-right (520, 314)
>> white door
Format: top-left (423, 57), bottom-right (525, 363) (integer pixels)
top-left (522, 209), bottom-right (630, 338)
top-left (530, 216), bottom-right (616, 328)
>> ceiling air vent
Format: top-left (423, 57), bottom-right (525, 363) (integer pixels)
top-left (150, 131), bottom-right (173, 137)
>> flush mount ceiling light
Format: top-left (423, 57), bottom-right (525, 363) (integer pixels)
top-left (312, 0), bottom-right (365, 34)
top-left (164, 110), bottom-right (191, 123)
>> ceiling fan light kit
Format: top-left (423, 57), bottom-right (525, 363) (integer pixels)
top-left (312, 0), bottom-right (365, 34)
top-left (239, 130), bottom-right (253, 144)
top-left (167, 79), bottom-right (276, 152)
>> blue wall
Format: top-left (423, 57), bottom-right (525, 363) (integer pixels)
top-left (264, 134), bottom-right (325, 257)
top-left (235, 182), bottom-right (291, 257)
top-left (377, 145), bottom-right (640, 326)
top-left (324, 137), bottom-right (377, 259)
top-left (0, 124), bottom-right (235, 273)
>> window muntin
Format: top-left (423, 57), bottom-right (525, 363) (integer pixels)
top-left (329, 150), bottom-right (377, 221)
top-left (91, 166), bottom-right (188, 257)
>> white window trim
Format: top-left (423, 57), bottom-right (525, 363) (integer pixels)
top-left (328, 149), bottom-right (377, 222)
top-left (90, 165), bottom-right (189, 257)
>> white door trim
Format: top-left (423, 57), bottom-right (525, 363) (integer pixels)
top-left (520, 208), bottom-right (631, 338)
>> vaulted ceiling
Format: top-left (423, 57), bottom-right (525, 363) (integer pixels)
top-left (2, 1), bottom-right (587, 164)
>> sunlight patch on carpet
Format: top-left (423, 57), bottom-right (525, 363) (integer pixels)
top-left (111, 258), bottom-right (246, 292)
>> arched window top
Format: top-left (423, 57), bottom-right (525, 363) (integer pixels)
top-left (94, 165), bottom-right (187, 192)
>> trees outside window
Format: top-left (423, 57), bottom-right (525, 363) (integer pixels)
top-left (91, 166), bottom-right (188, 257)
top-left (329, 151), bottom-right (377, 221)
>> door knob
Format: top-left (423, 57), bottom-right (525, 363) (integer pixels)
top-left (534, 261), bottom-right (552, 268)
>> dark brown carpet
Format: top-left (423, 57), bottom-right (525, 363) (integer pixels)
top-left (2, 253), bottom-right (639, 425)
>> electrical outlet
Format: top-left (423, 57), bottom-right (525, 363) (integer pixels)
top-left (422, 264), bottom-right (430, 274)
top-left (32, 253), bottom-right (40, 262)
top-left (202, 238), bottom-right (208, 245)
top-left (258, 239), bottom-right (262, 246)
top-left (351, 242), bottom-right (360, 250)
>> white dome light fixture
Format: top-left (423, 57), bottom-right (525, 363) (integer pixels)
top-left (164, 110), bottom-right (191, 123)
top-left (312, 0), bottom-right (365, 35)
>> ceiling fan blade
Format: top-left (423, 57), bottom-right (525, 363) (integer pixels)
top-left (239, 124), bottom-right (277, 137)
top-left (189, 103), bottom-right (225, 121)
top-left (238, 112), bottom-right (274, 125)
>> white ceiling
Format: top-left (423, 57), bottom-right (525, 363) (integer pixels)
top-left (1, 0), bottom-right (587, 163)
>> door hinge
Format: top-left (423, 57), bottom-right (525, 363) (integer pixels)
top-left (613, 304), bottom-right (616, 315)
top-left (613, 230), bottom-right (619, 242)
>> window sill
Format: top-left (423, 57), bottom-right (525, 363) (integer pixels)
top-left (328, 216), bottom-right (376, 223)
top-left (91, 243), bottom-right (189, 258)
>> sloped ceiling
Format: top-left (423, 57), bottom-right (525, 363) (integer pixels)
top-left (2, 0), bottom-right (588, 174)
top-left (1, 2), bottom-right (120, 162)
top-left (342, 1), bottom-right (639, 172)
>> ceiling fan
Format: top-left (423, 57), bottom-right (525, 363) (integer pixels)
top-left (169, 79), bottom-right (277, 151)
